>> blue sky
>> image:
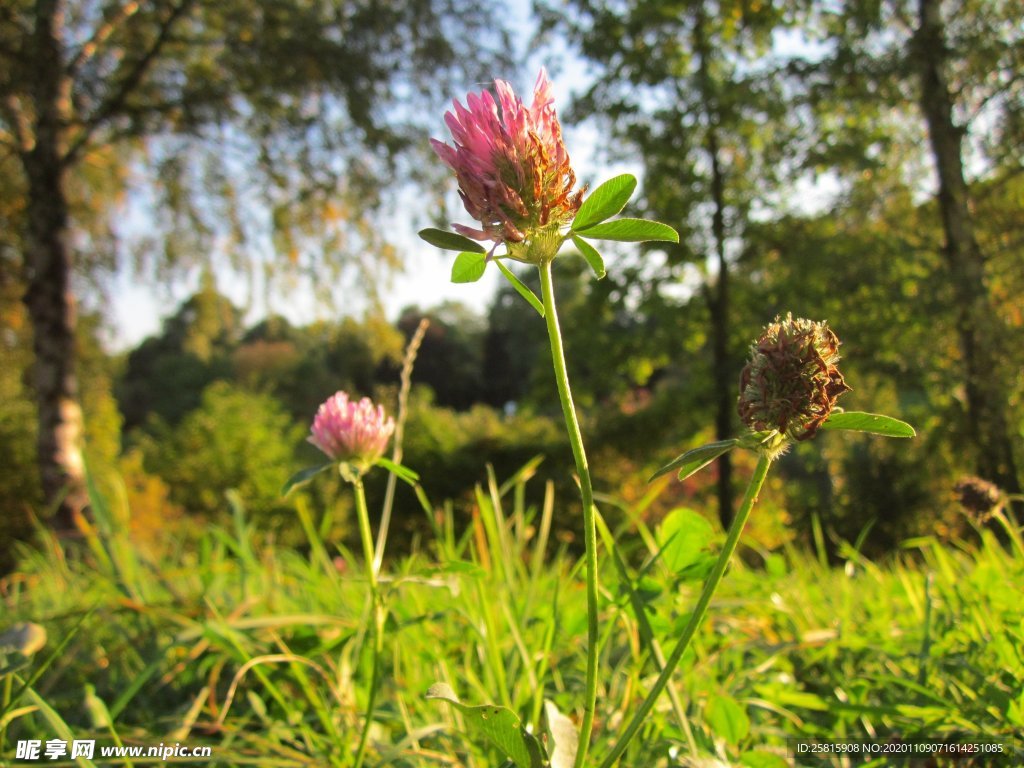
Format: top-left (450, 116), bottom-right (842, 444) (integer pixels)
top-left (103, 1), bottom-right (598, 350)
top-left (101, 5), bottom-right (844, 352)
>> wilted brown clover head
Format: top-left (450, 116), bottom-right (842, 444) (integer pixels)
top-left (953, 475), bottom-right (1003, 523)
top-left (738, 314), bottom-right (852, 442)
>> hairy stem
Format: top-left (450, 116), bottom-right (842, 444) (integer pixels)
top-left (352, 476), bottom-right (384, 768)
top-left (539, 260), bottom-right (600, 768)
top-left (600, 453), bottom-right (772, 768)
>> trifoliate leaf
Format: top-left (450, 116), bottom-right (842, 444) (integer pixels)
top-left (451, 251), bottom-right (488, 283)
top-left (571, 235), bottom-right (606, 279)
top-left (419, 228), bottom-right (486, 253)
top-left (649, 439), bottom-right (738, 482)
top-left (571, 174), bottom-right (637, 231)
top-left (574, 218), bottom-right (679, 243)
top-left (820, 411), bottom-right (916, 438)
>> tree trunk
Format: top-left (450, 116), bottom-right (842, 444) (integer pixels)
top-left (915, 0), bottom-right (1021, 495)
top-left (695, 5), bottom-right (735, 529)
top-left (21, 0), bottom-right (87, 533)
top-left (707, 135), bottom-right (735, 531)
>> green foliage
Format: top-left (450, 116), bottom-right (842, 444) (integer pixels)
top-left (395, 304), bottom-right (486, 411)
top-left (418, 228), bottom-right (486, 253)
top-left (2, 467), bottom-right (1021, 766)
top-left (571, 218), bottom-right (678, 243)
top-left (0, 367), bottom-right (40, 569)
top-left (0, 294), bottom-right (123, 569)
top-left (425, 683), bottom-right (547, 768)
top-left (399, 391), bottom-right (566, 521)
top-left (117, 281), bottom-right (241, 431)
top-left (450, 250), bottom-right (487, 283)
top-left (142, 382), bottom-right (303, 520)
top-left (570, 174), bottom-right (636, 231)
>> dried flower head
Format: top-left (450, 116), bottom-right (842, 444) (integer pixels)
top-left (738, 314), bottom-right (852, 442)
top-left (309, 392), bottom-right (395, 469)
top-left (953, 475), bottom-right (1003, 523)
top-left (431, 68), bottom-right (584, 259)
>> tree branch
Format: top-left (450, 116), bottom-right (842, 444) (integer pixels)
top-left (1, 93), bottom-right (33, 154)
top-left (66, 0), bottom-right (142, 78)
top-left (64, 0), bottom-right (195, 165)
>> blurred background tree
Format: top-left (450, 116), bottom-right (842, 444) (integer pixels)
top-left (0, 0), bottom-right (512, 531)
top-left (539, 0), bottom-right (804, 528)
top-left (0, 0), bottom-right (1020, 569)
top-left (792, 0), bottom-right (1024, 500)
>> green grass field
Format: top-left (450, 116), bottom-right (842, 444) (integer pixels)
top-left (2, 465), bottom-right (1022, 767)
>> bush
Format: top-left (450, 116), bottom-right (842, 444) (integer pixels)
top-left (142, 382), bottom-right (304, 520)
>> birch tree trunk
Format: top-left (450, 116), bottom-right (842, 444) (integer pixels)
top-left (21, 0), bottom-right (87, 532)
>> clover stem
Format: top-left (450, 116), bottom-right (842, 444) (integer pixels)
top-left (539, 260), bottom-right (600, 768)
top-left (599, 453), bottom-right (772, 768)
top-left (352, 475), bottom-right (384, 768)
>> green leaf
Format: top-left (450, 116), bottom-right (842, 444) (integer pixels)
top-left (375, 457), bottom-right (420, 485)
top-left (574, 217), bottom-right (679, 243)
top-left (571, 235), bottom-right (606, 279)
top-left (495, 260), bottom-right (544, 316)
top-left (451, 251), bottom-right (488, 283)
top-left (656, 508), bottom-right (716, 577)
top-left (281, 463), bottom-right (333, 496)
top-left (649, 439), bottom-right (738, 482)
top-left (426, 683), bottom-right (546, 768)
top-left (419, 228), bottom-right (486, 253)
top-left (571, 174), bottom-right (637, 231)
top-left (821, 411), bottom-right (916, 438)
top-left (740, 750), bottom-right (790, 768)
top-left (706, 694), bottom-right (750, 745)
top-left (435, 559), bottom-right (486, 577)
top-left (756, 687), bottom-right (830, 711)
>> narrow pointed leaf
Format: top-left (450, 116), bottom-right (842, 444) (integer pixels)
top-left (419, 228), bottom-right (486, 253)
top-left (426, 683), bottom-right (546, 768)
top-left (571, 174), bottom-right (637, 231)
top-left (451, 251), bottom-right (488, 283)
top-left (574, 217), bottom-right (679, 243)
top-left (496, 260), bottom-right (544, 316)
top-left (375, 457), bottom-right (420, 485)
top-left (571, 235), bottom-right (606, 279)
top-left (649, 439), bottom-right (738, 483)
top-left (282, 463), bottom-right (333, 496)
top-left (821, 412), bottom-right (916, 438)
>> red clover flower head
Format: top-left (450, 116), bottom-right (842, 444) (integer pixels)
top-left (431, 68), bottom-right (584, 258)
top-left (738, 314), bottom-right (852, 442)
top-left (309, 392), bottom-right (395, 469)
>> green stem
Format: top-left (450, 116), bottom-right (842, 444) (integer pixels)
top-left (599, 453), bottom-right (772, 768)
top-left (539, 260), bottom-right (600, 768)
top-left (352, 476), bottom-right (384, 768)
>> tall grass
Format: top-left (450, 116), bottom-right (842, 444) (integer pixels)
top-left (2, 464), bottom-right (1021, 766)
